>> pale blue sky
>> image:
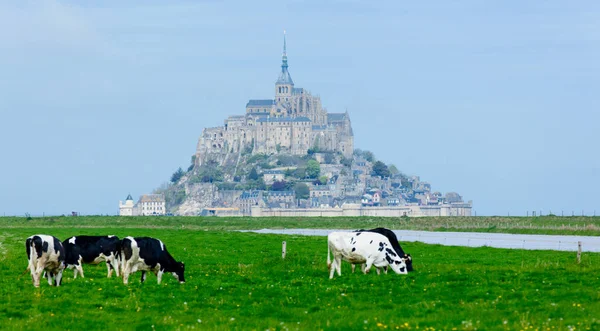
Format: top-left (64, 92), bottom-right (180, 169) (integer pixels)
top-left (1, 0), bottom-right (598, 216)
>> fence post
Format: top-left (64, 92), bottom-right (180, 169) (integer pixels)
top-left (282, 241), bottom-right (287, 259)
top-left (577, 241), bottom-right (582, 264)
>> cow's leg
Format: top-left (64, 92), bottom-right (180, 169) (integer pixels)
top-left (156, 269), bottom-right (164, 284)
top-left (335, 256), bottom-right (342, 276)
top-left (363, 260), bottom-right (374, 274)
top-left (109, 254), bottom-right (120, 277)
top-left (55, 270), bottom-right (63, 286)
top-left (77, 264), bottom-right (84, 278)
top-left (106, 260), bottom-right (113, 278)
top-left (329, 258), bottom-right (337, 279)
top-left (73, 268), bottom-right (78, 279)
top-left (351, 264), bottom-right (356, 273)
top-left (46, 271), bottom-right (54, 285)
top-left (29, 261), bottom-right (38, 287)
top-left (375, 267), bottom-right (381, 275)
top-left (360, 264), bottom-right (366, 273)
top-left (122, 262), bottom-right (131, 285)
top-left (140, 271), bottom-right (147, 283)
top-left (34, 257), bottom-right (47, 287)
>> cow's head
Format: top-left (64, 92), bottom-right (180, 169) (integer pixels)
top-left (171, 262), bottom-right (185, 283)
top-left (388, 255), bottom-right (408, 275)
top-left (403, 254), bottom-right (413, 272)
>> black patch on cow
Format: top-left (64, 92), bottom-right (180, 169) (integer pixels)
top-left (122, 238), bottom-right (133, 261)
top-left (25, 238), bottom-right (32, 260)
top-left (378, 242), bottom-right (385, 252)
top-left (364, 227), bottom-right (413, 272)
top-left (31, 236), bottom-right (44, 258)
top-left (42, 241), bottom-right (49, 253)
top-left (370, 240), bottom-right (373, 244)
top-left (385, 248), bottom-right (397, 257)
top-left (63, 235), bottom-right (121, 266)
top-left (53, 237), bottom-right (62, 255)
top-left (385, 254), bottom-right (393, 264)
top-left (126, 237), bottom-right (185, 283)
top-left (351, 247), bottom-right (356, 252)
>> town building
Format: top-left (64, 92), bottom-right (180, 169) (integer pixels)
top-left (118, 193), bottom-right (166, 216)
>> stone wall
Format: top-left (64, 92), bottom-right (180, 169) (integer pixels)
top-left (250, 202), bottom-right (472, 217)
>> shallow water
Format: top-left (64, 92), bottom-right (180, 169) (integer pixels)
top-left (242, 229), bottom-right (600, 252)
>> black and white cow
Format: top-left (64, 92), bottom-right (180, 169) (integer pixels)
top-left (351, 228), bottom-right (413, 273)
top-left (25, 234), bottom-right (65, 287)
top-left (327, 231), bottom-right (408, 279)
top-left (120, 236), bottom-right (185, 285)
top-left (62, 235), bottom-right (121, 278)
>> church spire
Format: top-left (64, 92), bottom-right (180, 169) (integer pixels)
top-left (282, 30), bottom-right (287, 66)
top-left (277, 30), bottom-right (294, 86)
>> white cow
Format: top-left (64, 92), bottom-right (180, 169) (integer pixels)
top-left (327, 231), bottom-right (408, 279)
top-left (25, 234), bottom-right (66, 287)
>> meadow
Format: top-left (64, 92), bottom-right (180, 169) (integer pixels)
top-left (1, 216), bottom-right (599, 330)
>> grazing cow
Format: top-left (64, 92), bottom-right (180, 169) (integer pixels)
top-left (120, 236), bottom-right (185, 285)
top-left (62, 235), bottom-right (121, 278)
top-left (327, 231), bottom-right (408, 279)
top-left (25, 234), bottom-right (65, 287)
top-left (351, 228), bottom-right (413, 273)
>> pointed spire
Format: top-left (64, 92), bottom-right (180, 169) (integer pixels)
top-left (281, 30), bottom-right (288, 69)
top-left (283, 30), bottom-right (287, 56)
top-left (277, 30), bottom-right (294, 86)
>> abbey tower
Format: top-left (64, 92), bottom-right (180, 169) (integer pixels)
top-left (195, 34), bottom-right (354, 166)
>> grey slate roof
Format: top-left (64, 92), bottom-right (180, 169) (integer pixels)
top-left (256, 116), bottom-right (310, 123)
top-left (277, 66), bottom-right (294, 85)
top-left (246, 99), bottom-right (275, 107)
top-left (263, 170), bottom-right (284, 174)
top-left (267, 191), bottom-right (294, 196)
top-left (327, 113), bottom-right (346, 121)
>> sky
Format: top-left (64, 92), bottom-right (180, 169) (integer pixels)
top-left (1, 0), bottom-right (598, 216)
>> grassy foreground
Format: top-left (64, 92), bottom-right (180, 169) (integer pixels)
top-left (0, 218), bottom-right (599, 330)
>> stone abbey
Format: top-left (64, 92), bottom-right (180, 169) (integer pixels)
top-left (195, 35), bottom-right (354, 166)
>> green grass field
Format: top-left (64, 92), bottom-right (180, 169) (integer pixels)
top-left (1, 217), bottom-right (599, 330)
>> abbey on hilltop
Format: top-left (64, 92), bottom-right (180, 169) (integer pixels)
top-left (194, 33), bottom-right (354, 167)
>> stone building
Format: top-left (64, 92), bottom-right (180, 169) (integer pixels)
top-left (195, 34), bottom-right (354, 166)
top-left (118, 193), bottom-right (166, 216)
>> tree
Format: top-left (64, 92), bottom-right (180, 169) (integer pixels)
top-left (271, 180), bottom-right (287, 191)
top-left (170, 167), bottom-right (185, 183)
top-left (318, 176), bottom-right (329, 185)
top-left (294, 182), bottom-right (310, 200)
top-left (363, 150), bottom-right (375, 162)
top-left (372, 161), bottom-right (391, 178)
top-left (249, 167), bottom-right (259, 180)
top-left (389, 164), bottom-right (399, 176)
top-left (306, 160), bottom-right (321, 179)
top-left (340, 156), bottom-right (352, 167)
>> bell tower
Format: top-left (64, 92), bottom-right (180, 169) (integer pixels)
top-left (275, 31), bottom-right (294, 104)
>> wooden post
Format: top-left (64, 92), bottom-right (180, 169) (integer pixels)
top-left (282, 241), bottom-right (287, 259)
top-left (577, 241), bottom-right (582, 264)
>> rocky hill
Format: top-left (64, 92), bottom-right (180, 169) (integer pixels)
top-left (154, 149), bottom-right (465, 216)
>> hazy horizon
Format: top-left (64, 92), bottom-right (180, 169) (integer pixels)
top-left (1, 1), bottom-right (598, 217)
